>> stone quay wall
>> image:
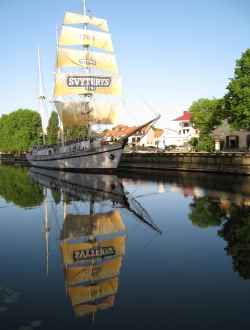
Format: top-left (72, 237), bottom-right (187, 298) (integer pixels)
top-left (119, 152), bottom-right (250, 176)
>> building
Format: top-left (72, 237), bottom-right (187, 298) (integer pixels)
top-left (164, 111), bottom-right (198, 147)
top-left (102, 125), bottom-right (165, 148)
top-left (213, 121), bottom-right (250, 151)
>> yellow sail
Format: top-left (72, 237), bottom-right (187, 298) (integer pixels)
top-left (64, 12), bottom-right (109, 32)
top-left (62, 210), bottom-right (125, 239)
top-left (57, 48), bottom-right (118, 74)
top-left (54, 73), bottom-right (121, 97)
top-left (54, 101), bottom-right (119, 127)
top-left (65, 257), bottom-right (123, 286)
top-left (59, 26), bottom-right (113, 52)
top-left (73, 296), bottom-right (115, 317)
top-left (68, 277), bottom-right (118, 306)
top-left (61, 236), bottom-right (126, 266)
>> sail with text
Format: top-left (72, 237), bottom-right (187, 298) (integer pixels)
top-left (54, 11), bottom-right (122, 128)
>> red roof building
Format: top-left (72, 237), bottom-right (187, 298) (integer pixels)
top-left (173, 111), bottom-right (192, 122)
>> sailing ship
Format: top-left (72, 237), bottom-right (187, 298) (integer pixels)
top-left (29, 168), bottom-right (161, 319)
top-left (26, 1), bottom-right (159, 170)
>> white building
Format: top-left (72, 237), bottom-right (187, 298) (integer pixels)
top-left (164, 111), bottom-right (198, 147)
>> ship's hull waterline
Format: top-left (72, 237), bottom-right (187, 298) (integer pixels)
top-left (26, 143), bottom-right (124, 171)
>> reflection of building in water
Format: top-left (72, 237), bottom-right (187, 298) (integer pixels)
top-left (29, 168), bottom-right (161, 319)
top-left (61, 209), bottom-right (126, 318)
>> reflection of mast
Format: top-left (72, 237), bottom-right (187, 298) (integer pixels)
top-left (43, 188), bottom-right (50, 276)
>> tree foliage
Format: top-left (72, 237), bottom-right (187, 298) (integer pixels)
top-left (224, 49), bottom-right (250, 130)
top-left (189, 98), bottom-right (224, 135)
top-left (0, 109), bottom-right (42, 153)
top-left (189, 196), bottom-right (225, 228)
top-left (189, 98), bottom-right (224, 151)
top-left (218, 205), bottom-right (250, 279)
top-left (0, 166), bottom-right (44, 208)
top-left (65, 126), bottom-right (89, 141)
top-left (47, 111), bottom-right (59, 145)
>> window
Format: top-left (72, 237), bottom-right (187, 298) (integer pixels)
top-left (183, 122), bottom-right (189, 127)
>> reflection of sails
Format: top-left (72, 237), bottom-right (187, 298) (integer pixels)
top-left (29, 168), bottom-right (161, 318)
top-left (62, 209), bottom-right (125, 317)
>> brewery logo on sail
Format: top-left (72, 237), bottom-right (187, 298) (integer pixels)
top-left (67, 75), bottom-right (112, 91)
top-left (73, 246), bottom-right (115, 261)
top-left (79, 58), bottom-right (96, 66)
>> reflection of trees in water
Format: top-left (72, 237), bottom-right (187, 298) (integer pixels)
top-left (189, 196), bottom-right (226, 228)
top-left (51, 189), bottom-right (61, 205)
top-left (189, 195), bottom-right (250, 279)
top-left (0, 165), bottom-right (44, 208)
top-left (218, 205), bottom-right (250, 280)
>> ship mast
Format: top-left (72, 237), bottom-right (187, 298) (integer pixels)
top-left (37, 48), bottom-right (46, 144)
top-left (82, 0), bottom-right (92, 141)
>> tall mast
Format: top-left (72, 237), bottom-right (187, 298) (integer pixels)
top-left (55, 25), bottom-right (65, 146)
top-left (81, 0), bottom-right (92, 140)
top-left (83, 0), bottom-right (87, 18)
top-left (37, 48), bottom-right (46, 144)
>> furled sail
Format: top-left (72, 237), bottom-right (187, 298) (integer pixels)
top-left (73, 296), bottom-right (115, 317)
top-left (68, 277), bottom-right (118, 306)
top-left (54, 101), bottom-right (119, 127)
top-left (62, 210), bottom-right (126, 240)
top-left (59, 26), bottom-right (113, 52)
top-left (64, 12), bottom-right (109, 32)
top-left (54, 73), bottom-right (121, 97)
top-left (57, 47), bottom-right (118, 74)
top-left (65, 257), bottom-right (123, 286)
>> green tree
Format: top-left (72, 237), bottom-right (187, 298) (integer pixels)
top-left (47, 111), bottom-right (59, 145)
top-left (218, 204), bottom-right (250, 279)
top-left (224, 49), bottom-right (250, 129)
top-left (189, 196), bottom-right (226, 228)
top-left (189, 98), bottom-right (224, 151)
top-left (0, 109), bottom-right (42, 154)
top-left (65, 126), bottom-right (88, 141)
top-left (0, 166), bottom-right (44, 208)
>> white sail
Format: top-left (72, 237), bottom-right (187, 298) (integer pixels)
top-left (59, 26), bottom-right (113, 52)
top-left (57, 48), bottom-right (118, 74)
top-left (54, 100), bottom-right (119, 127)
top-left (64, 12), bottom-right (109, 32)
top-left (54, 72), bottom-right (122, 97)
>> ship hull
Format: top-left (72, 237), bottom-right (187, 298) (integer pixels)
top-left (26, 143), bottom-right (124, 171)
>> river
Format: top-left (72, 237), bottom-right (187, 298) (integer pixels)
top-left (0, 165), bottom-right (250, 330)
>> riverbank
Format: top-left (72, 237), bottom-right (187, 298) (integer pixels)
top-left (1, 152), bottom-right (250, 176)
top-left (119, 152), bottom-right (250, 176)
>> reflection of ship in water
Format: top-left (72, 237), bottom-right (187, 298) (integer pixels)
top-left (29, 168), bottom-right (161, 319)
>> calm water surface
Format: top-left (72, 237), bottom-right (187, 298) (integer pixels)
top-left (1, 165), bottom-right (250, 330)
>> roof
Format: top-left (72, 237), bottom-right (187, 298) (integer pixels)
top-left (102, 124), bottom-right (152, 139)
top-left (173, 111), bottom-right (191, 121)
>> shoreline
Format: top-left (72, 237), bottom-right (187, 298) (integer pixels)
top-left (1, 152), bottom-right (250, 176)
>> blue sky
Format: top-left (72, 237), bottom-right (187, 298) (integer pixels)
top-left (1, 0), bottom-right (250, 125)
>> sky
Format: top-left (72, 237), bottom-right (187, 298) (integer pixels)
top-left (0, 0), bottom-right (250, 127)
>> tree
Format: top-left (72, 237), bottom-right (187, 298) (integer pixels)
top-left (47, 111), bottom-right (59, 145)
top-left (189, 98), bottom-right (224, 135)
top-left (65, 126), bottom-right (89, 141)
top-left (189, 98), bottom-right (224, 151)
top-left (224, 49), bottom-right (250, 130)
top-left (0, 165), bottom-right (44, 207)
top-left (189, 196), bottom-right (226, 228)
top-left (0, 109), bottom-right (43, 154)
top-left (218, 204), bottom-right (250, 279)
